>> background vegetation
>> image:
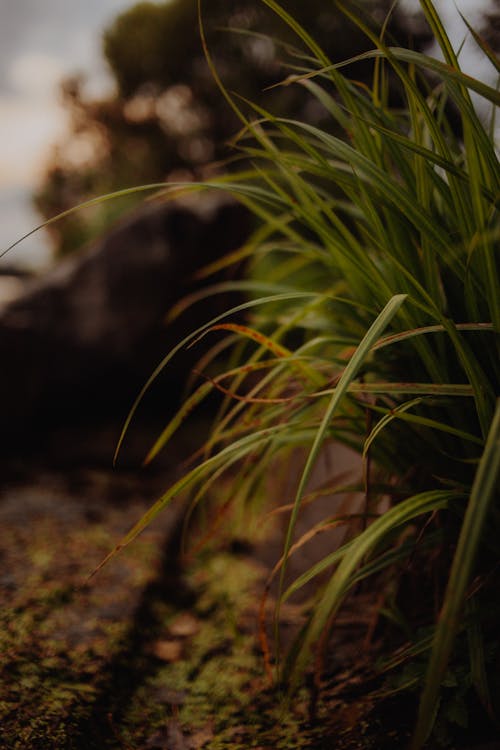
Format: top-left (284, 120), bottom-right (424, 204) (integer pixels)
top-left (34, 0), bottom-right (439, 257)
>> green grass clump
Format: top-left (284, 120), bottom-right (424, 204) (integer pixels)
top-left (88, 1), bottom-right (499, 746)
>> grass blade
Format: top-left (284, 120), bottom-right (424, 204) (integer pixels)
top-left (277, 295), bottom-right (407, 639)
top-left (412, 400), bottom-right (500, 748)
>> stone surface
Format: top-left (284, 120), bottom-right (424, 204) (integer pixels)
top-left (0, 196), bottom-right (250, 464)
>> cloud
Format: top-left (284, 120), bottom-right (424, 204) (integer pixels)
top-left (0, 96), bottom-right (68, 189)
top-left (0, 0), bottom-right (137, 190)
top-left (0, 0), bottom-right (136, 94)
top-left (8, 53), bottom-right (66, 99)
top-left (0, 0), bottom-right (136, 268)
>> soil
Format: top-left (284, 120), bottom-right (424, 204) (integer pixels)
top-left (1, 460), bottom-right (498, 749)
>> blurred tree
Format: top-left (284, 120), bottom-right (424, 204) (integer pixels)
top-left (38, 0), bottom-right (491, 257)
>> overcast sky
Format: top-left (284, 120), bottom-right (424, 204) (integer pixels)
top-left (0, 0), bottom-right (137, 268)
top-left (0, 0), bottom-right (497, 270)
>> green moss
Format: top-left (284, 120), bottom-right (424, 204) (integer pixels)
top-left (116, 549), bottom-right (322, 749)
top-left (0, 501), bottom-right (166, 749)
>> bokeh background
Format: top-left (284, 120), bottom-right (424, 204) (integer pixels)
top-left (0, 0), bottom-right (497, 274)
top-left (0, 0), bottom-right (135, 271)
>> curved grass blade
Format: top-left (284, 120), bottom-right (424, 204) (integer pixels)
top-left (373, 323), bottom-right (494, 351)
top-left (319, 382), bottom-right (474, 397)
top-left (459, 12), bottom-right (500, 74)
top-left (364, 399), bottom-right (484, 455)
top-left (165, 279), bottom-right (303, 324)
top-left (304, 46), bottom-right (500, 108)
top-left (0, 183), bottom-right (173, 260)
top-left (363, 397), bottom-right (425, 459)
top-left (144, 355), bottom-right (307, 465)
top-left (112, 291), bottom-right (317, 465)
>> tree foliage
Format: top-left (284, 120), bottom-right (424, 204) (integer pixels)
top-left (34, 0), bottom-right (496, 257)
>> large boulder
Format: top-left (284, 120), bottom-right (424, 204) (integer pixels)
top-left (0, 196), bottom-right (251, 465)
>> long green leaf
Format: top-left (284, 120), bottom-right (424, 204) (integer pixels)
top-left (412, 399), bottom-right (500, 748)
top-left (277, 295), bottom-right (407, 646)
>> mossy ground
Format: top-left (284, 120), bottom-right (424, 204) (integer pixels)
top-left (0, 469), bottom-right (392, 750)
top-left (2, 469), bottom-right (489, 749)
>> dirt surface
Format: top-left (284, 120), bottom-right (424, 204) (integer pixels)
top-left (1, 464), bottom-right (498, 749)
top-left (0, 463), bottom-right (383, 749)
top-left (0, 467), bottom-right (182, 748)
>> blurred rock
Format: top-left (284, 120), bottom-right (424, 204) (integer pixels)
top-left (0, 196), bottom-right (250, 466)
